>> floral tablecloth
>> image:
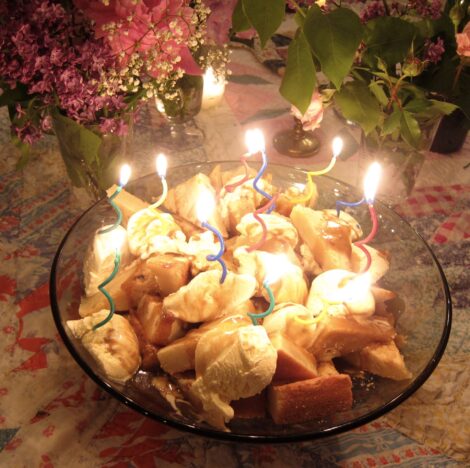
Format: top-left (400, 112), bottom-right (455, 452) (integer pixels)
top-left (0, 49), bottom-right (469, 467)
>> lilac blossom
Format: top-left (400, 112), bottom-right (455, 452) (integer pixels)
top-left (424, 37), bottom-right (445, 64)
top-left (0, 0), bottom-right (128, 144)
top-left (361, 1), bottom-right (386, 22)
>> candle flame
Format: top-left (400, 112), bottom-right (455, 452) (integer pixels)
top-left (196, 190), bottom-right (215, 223)
top-left (245, 129), bottom-right (265, 155)
top-left (156, 153), bottom-right (167, 178)
top-left (204, 66), bottom-right (217, 84)
top-left (363, 162), bottom-right (382, 204)
top-left (110, 226), bottom-right (126, 251)
top-left (119, 164), bottom-right (131, 187)
top-left (263, 254), bottom-right (293, 285)
top-left (332, 136), bottom-right (343, 158)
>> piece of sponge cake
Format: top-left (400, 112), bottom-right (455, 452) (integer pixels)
top-left (269, 333), bottom-right (317, 383)
top-left (267, 374), bottom-right (353, 425)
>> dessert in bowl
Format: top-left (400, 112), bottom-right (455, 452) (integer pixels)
top-left (50, 161), bottom-right (451, 442)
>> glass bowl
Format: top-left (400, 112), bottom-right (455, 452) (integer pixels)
top-left (50, 161), bottom-right (451, 442)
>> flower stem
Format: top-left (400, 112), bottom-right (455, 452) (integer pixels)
top-left (290, 0), bottom-right (306, 18)
top-left (452, 61), bottom-right (463, 94)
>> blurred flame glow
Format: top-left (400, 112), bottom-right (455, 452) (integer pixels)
top-left (156, 153), bottom-right (167, 178)
top-left (363, 162), bottom-right (382, 204)
top-left (196, 190), bottom-right (215, 223)
top-left (332, 136), bottom-right (343, 158)
top-left (119, 164), bottom-right (131, 186)
top-left (245, 129), bottom-right (265, 155)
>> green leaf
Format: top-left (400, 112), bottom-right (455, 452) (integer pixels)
top-left (335, 81), bottom-right (381, 134)
top-left (11, 135), bottom-right (31, 169)
top-left (400, 110), bottom-right (422, 148)
top-left (280, 32), bottom-right (316, 114)
top-left (404, 99), bottom-right (431, 113)
top-left (242, 0), bottom-right (285, 47)
top-left (382, 110), bottom-right (401, 135)
top-left (241, 107), bottom-right (289, 124)
top-left (304, 6), bottom-right (363, 89)
top-left (363, 17), bottom-right (417, 67)
top-left (369, 81), bottom-right (389, 107)
top-left (232, 0), bottom-right (251, 32)
top-left (227, 74), bottom-right (271, 85)
top-left (429, 99), bottom-right (458, 115)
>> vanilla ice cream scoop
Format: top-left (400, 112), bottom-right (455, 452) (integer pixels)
top-left (83, 225), bottom-right (130, 297)
top-left (163, 270), bottom-right (256, 323)
top-left (236, 212), bottom-right (298, 249)
top-left (234, 248), bottom-right (308, 305)
top-left (307, 269), bottom-right (375, 317)
top-left (127, 207), bottom-right (186, 259)
top-left (66, 310), bottom-right (141, 383)
top-left (190, 325), bottom-right (276, 430)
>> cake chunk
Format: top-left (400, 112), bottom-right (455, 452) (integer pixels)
top-left (232, 392), bottom-right (266, 419)
top-left (309, 315), bottom-right (396, 360)
top-left (269, 333), bottom-right (317, 383)
top-left (106, 185), bottom-right (149, 227)
top-left (267, 374), bottom-right (353, 425)
top-left (343, 341), bottom-right (412, 381)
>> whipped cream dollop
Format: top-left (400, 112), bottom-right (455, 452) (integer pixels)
top-left (190, 325), bottom-right (276, 430)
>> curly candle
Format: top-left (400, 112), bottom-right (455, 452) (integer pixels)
top-left (93, 164), bottom-right (130, 331)
top-left (99, 164), bottom-right (131, 234)
top-left (246, 193), bottom-right (279, 252)
top-left (248, 254), bottom-right (293, 325)
top-left (197, 190), bottom-right (227, 284)
top-left (245, 129), bottom-right (275, 213)
top-left (290, 136), bottom-right (343, 204)
top-left (150, 153), bottom-right (168, 210)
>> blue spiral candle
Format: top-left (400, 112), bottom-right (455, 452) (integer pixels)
top-left (245, 129), bottom-right (275, 214)
top-left (197, 190), bottom-right (227, 284)
top-left (93, 164), bottom-right (131, 331)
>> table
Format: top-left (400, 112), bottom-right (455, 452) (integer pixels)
top-left (0, 48), bottom-right (469, 467)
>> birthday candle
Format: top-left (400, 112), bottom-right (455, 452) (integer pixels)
top-left (197, 190), bottom-right (227, 284)
top-left (150, 153), bottom-right (168, 210)
top-left (290, 136), bottom-right (343, 204)
top-left (336, 162), bottom-right (382, 273)
top-left (247, 254), bottom-right (292, 325)
top-left (94, 165), bottom-right (131, 330)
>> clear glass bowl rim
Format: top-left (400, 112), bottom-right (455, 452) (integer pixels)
top-left (49, 160), bottom-right (452, 443)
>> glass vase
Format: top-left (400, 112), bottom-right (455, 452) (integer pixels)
top-left (52, 112), bottom-right (132, 202)
top-left (155, 74), bottom-right (204, 151)
top-left (359, 117), bottom-right (442, 206)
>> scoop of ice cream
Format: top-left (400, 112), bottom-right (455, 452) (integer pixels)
top-left (351, 245), bottom-right (390, 283)
top-left (66, 310), bottom-right (141, 383)
top-left (236, 212), bottom-right (298, 249)
top-left (219, 177), bottom-right (272, 233)
top-left (163, 270), bottom-right (256, 323)
top-left (83, 225), bottom-right (131, 297)
top-left (190, 325), bottom-right (276, 430)
top-left (127, 207), bottom-right (186, 258)
top-left (182, 231), bottom-right (222, 276)
top-left (263, 303), bottom-right (318, 349)
top-left (307, 269), bottom-right (375, 317)
top-left (234, 248), bottom-right (308, 305)
top-left (323, 209), bottom-right (363, 241)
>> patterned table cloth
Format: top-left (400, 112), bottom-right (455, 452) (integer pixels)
top-left (0, 49), bottom-right (469, 467)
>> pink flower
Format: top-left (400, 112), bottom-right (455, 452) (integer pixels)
top-left (205, 0), bottom-right (238, 45)
top-left (456, 23), bottom-right (470, 57)
top-left (291, 92), bottom-right (324, 132)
